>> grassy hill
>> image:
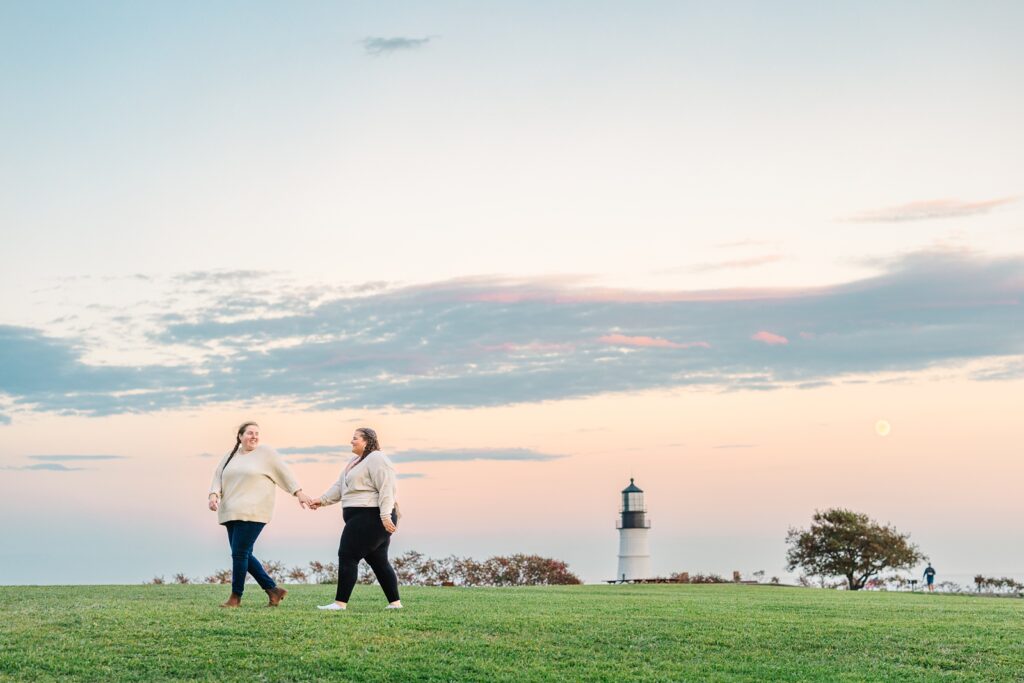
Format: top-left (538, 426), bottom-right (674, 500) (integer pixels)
top-left (1, 584), bottom-right (1020, 681)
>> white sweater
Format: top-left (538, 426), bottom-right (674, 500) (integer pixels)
top-left (319, 451), bottom-right (398, 521)
top-left (209, 444), bottom-right (301, 524)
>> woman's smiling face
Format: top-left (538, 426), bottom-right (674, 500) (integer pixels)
top-left (350, 431), bottom-right (367, 456)
top-left (240, 424), bottom-right (260, 452)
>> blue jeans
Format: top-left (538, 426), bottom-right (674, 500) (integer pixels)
top-left (224, 521), bottom-right (276, 596)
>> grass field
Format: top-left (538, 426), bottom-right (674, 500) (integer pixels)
top-left (1, 584), bottom-right (1021, 681)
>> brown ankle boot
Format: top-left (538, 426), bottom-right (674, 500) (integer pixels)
top-left (265, 586), bottom-right (287, 607)
top-left (220, 593), bottom-right (242, 608)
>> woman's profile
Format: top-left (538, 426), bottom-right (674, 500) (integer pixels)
top-left (310, 427), bottom-right (402, 610)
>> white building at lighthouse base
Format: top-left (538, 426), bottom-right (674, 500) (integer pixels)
top-left (616, 527), bottom-right (651, 580)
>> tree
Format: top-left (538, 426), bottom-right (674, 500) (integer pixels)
top-left (785, 508), bottom-right (924, 591)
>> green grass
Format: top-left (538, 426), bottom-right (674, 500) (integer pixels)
top-left (1, 584), bottom-right (1021, 682)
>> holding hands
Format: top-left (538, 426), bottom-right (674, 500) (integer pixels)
top-left (296, 490), bottom-right (315, 509)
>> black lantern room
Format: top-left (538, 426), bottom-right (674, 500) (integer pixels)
top-left (618, 478), bottom-right (650, 529)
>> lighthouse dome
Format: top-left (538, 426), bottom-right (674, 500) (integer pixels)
top-left (620, 478), bottom-right (646, 514)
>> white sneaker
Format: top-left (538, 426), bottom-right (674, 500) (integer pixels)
top-left (385, 603), bottom-right (403, 609)
top-left (317, 603), bottom-right (346, 611)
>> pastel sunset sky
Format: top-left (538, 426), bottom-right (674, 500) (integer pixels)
top-left (2, 1), bottom-right (1022, 585)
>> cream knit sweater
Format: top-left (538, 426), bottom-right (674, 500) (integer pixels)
top-left (319, 451), bottom-right (398, 521)
top-left (209, 444), bottom-right (301, 524)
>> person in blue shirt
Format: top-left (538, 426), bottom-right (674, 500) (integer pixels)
top-left (923, 563), bottom-right (936, 592)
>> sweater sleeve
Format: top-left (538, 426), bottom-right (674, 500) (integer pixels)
top-left (368, 452), bottom-right (397, 519)
top-left (266, 448), bottom-right (301, 495)
top-left (209, 452), bottom-right (231, 496)
top-left (319, 468), bottom-right (344, 507)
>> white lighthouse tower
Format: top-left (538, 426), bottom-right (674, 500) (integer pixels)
top-left (616, 478), bottom-right (651, 581)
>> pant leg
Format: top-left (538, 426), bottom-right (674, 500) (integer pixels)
top-left (364, 535), bottom-right (400, 603)
top-left (225, 522), bottom-right (246, 595)
top-left (228, 521), bottom-right (274, 594)
top-left (335, 511), bottom-right (385, 602)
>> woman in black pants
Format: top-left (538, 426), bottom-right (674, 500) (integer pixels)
top-left (310, 427), bottom-right (402, 610)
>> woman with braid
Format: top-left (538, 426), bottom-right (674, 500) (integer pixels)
top-left (309, 427), bottom-right (403, 610)
top-left (208, 421), bottom-right (314, 608)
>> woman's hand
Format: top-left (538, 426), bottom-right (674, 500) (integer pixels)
top-left (382, 517), bottom-right (397, 534)
top-left (308, 499), bottom-right (322, 510)
top-left (295, 490), bottom-right (314, 509)
top-left (208, 494), bottom-right (219, 512)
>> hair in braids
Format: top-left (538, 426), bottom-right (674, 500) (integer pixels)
top-left (355, 427), bottom-right (380, 460)
top-left (222, 421), bottom-right (259, 471)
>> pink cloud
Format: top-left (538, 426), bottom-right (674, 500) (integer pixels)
top-left (846, 196), bottom-right (1018, 223)
top-left (751, 331), bottom-right (789, 345)
top-left (599, 334), bottom-right (710, 349)
top-left (483, 342), bottom-right (575, 354)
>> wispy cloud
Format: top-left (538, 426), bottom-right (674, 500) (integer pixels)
top-left (846, 197), bottom-right (1018, 223)
top-left (969, 357), bottom-right (1024, 382)
top-left (361, 36), bottom-right (433, 56)
top-left (4, 463), bottom-right (87, 471)
top-left (598, 334), bottom-right (709, 349)
top-left (683, 255), bottom-right (784, 273)
top-left (172, 270), bottom-right (273, 284)
top-left (279, 445), bottom-right (346, 457)
top-left (0, 413), bottom-right (9, 425)
top-left (391, 448), bottom-right (566, 462)
top-left (27, 455), bottom-right (127, 462)
top-left (1, 249), bottom-right (1022, 416)
top-left (751, 331), bottom-right (789, 345)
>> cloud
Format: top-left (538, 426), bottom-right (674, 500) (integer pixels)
top-left (391, 448), bottom-right (566, 463)
top-left (846, 197), bottom-right (1018, 223)
top-left (751, 331), bottom-right (789, 345)
top-left (361, 36), bottom-right (432, 55)
top-left (172, 270), bottom-right (274, 284)
top-left (2, 249), bottom-right (1023, 416)
top-left (969, 357), bottom-right (1024, 382)
top-left (683, 255), bottom-right (784, 273)
top-left (598, 334), bottom-right (710, 349)
top-left (27, 455), bottom-right (127, 462)
top-left (0, 413), bottom-right (9, 425)
top-left (4, 463), bottom-right (87, 471)
top-left (279, 445), bottom-right (347, 456)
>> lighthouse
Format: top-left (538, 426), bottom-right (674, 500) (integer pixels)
top-left (616, 478), bottom-right (651, 581)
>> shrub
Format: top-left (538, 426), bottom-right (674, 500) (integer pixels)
top-left (204, 569), bottom-right (231, 584)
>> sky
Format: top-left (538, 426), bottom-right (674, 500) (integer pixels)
top-left (1, 1), bottom-right (1023, 586)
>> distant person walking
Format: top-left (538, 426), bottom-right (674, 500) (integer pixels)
top-left (208, 421), bottom-right (314, 608)
top-left (309, 427), bottom-right (402, 610)
top-left (923, 563), bottom-right (936, 592)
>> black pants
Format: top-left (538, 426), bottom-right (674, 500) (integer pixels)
top-left (337, 506), bottom-right (400, 603)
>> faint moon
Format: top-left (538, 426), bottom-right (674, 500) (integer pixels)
top-left (875, 420), bottom-right (891, 437)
